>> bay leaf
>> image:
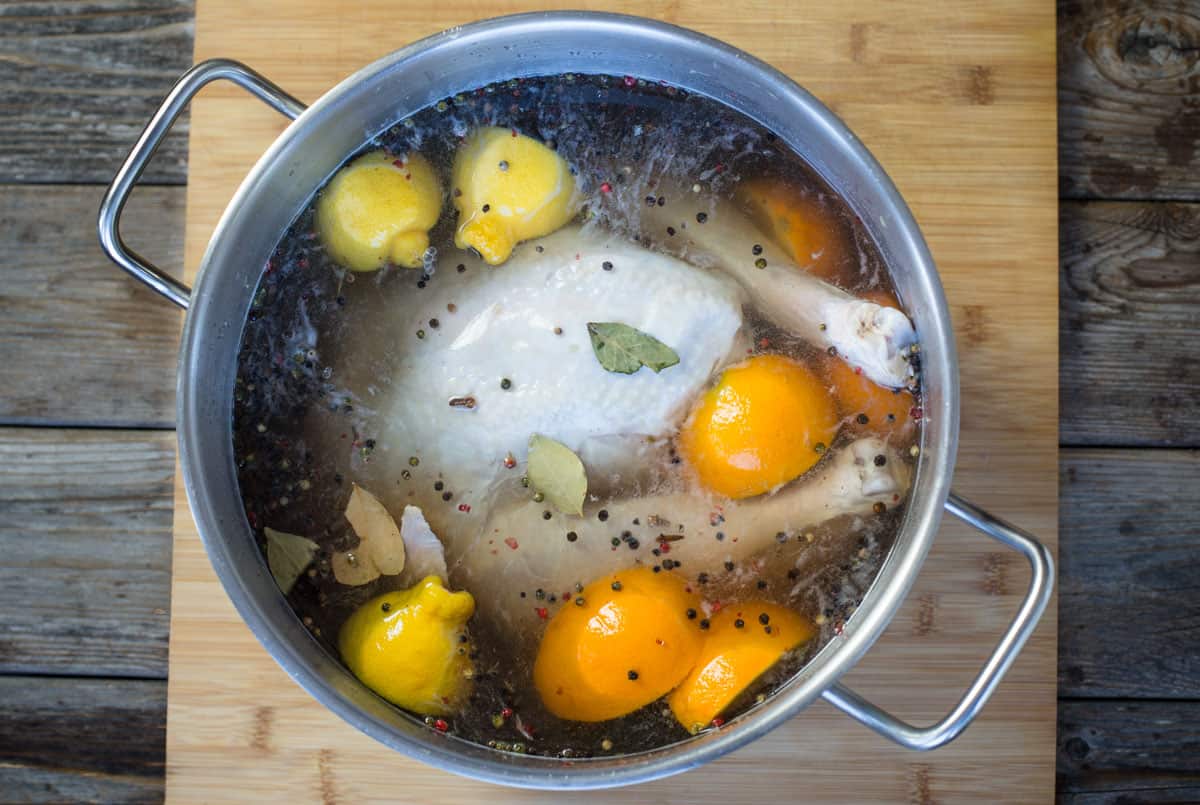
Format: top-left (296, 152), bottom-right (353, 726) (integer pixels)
top-left (526, 433), bottom-right (587, 516)
top-left (344, 484), bottom-right (405, 576)
top-left (264, 527), bottom-right (319, 595)
top-left (586, 322), bottom-right (680, 374)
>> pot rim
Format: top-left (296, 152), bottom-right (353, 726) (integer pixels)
top-left (177, 10), bottom-right (958, 789)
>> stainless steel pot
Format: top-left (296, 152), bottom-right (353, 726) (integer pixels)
top-left (98, 12), bottom-right (1054, 789)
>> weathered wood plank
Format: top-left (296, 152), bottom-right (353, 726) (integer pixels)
top-left (1059, 0), bottom-right (1200, 201)
top-left (1058, 449), bottom-right (1200, 698)
top-left (0, 676), bottom-right (165, 803)
top-left (1059, 700), bottom-right (1200, 794)
top-left (0, 0), bottom-right (195, 184)
top-left (0, 428), bottom-right (174, 678)
top-left (1060, 200), bottom-right (1200, 447)
top-left (0, 184), bottom-right (183, 428)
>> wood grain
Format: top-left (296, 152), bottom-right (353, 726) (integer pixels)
top-left (1058, 700), bottom-right (1200, 795)
top-left (1059, 200), bottom-right (1200, 447)
top-left (0, 0), bottom-right (195, 184)
top-left (0, 185), bottom-right (184, 429)
top-left (0, 676), bottom-right (166, 804)
top-left (1058, 0), bottom-right (1200, 201)
top-left (165, 1), bottom-right (1059, 802)
top-left (1058, 448), bottom-right (1200, 698)
top-left (0, 428), bottom-right (175, 679)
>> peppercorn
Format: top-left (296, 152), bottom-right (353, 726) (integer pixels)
top-left (734, 619), bottom-right (745, 629)
top-left (759, 612), bottom-right (770, 625)
top-left (627, 670), bottom-right (639, 680)
top-left (566, 531), bottom-right (578, 543)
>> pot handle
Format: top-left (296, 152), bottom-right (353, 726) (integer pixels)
top-left (820, 491), bottom-right (1054, 750)
top-left (98, 59), bottom-right (307, 309)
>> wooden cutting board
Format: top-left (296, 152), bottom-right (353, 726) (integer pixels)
top-left (168, 1), bottom-right (1058, 801)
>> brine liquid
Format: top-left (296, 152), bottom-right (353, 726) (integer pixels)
top-left (232, 73), bottom-right (917, 758)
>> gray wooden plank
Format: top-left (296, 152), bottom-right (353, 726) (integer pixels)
top-left (1060, 201), bottom-right (1200, 447)
top-left (1059, 700), bottom-right (1200, 795)
top-left (1059, 449), bottom-right (1200, 699)
top-left (1058, 0), bottom-right (1200, 201)
top-left (0, 184), bottom-right (183, 428)
top-left (0, 0), bottom-right (195, 185)
top-left (0, 428), bottom-right (174, 678)
top-left (0, 676), bottom-right (165, 803)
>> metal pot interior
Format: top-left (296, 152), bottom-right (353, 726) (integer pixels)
top-left (177, 11), bottom-right (958, 789)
